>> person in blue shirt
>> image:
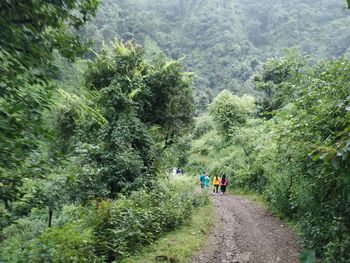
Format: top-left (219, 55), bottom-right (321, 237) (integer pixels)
top-left (203, 172), bottom-right (211, 191)
top-left (199, 171), bottom-right (206, 189)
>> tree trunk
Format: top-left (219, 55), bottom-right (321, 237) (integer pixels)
top-left (48, 206), bottom-right (53, 227)
top-left (243, 147), bottom-right (249, 157)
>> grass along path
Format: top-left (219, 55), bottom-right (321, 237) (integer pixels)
top-left (121, 204), bottom-right (214, 263)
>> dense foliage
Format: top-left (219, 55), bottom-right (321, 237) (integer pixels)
top-left (1, 179), bottom-right (208, 262)
top-left (188, 53), bottom-right (350, 262)
top-left (1, 37), bottom-right (196, 258)
top-left (0, 1), bottom-right (197, 261)
top-left (0, 0), bottom-right (98, 208)
top-left (82, 0), bottom-right (350, 108)
top-left (65, 41), bottom-right (194, 199)
top-left (1, 0), bottom-right (350, 262)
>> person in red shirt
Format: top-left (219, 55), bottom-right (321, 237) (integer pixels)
top-left (220, 175), bottom-right (228, 195)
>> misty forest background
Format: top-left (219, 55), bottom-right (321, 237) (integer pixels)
top-left (0, 0), bottom-right (349, 262)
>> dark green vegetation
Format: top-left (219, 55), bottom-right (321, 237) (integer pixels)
top-left (2, 178), bottom-right (208, 262)
top-left (0, 0), bottom-right (203, 262)
top-left (121, 202), bottom-right (213, 263)
top-left (0, 0), bottom-right (98, 209)
top-left (188, 52), bottom-right (350, 262)
top-left (1, 0), bottom-right (350, 262)
top-left (82, 0), bottom-right (350, 109)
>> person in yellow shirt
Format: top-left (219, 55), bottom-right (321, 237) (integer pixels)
top-left (212, 175), bottom-right (221, 195)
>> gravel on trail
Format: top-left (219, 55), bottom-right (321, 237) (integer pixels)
top-left (191, 194), bottom-right (300, 263)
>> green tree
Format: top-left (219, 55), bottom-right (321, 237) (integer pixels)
top-left (67, 41), bottom-right (194, 198)
top-left (0, 0), bottom-right (98, 207)
top-left (253, 50), bottom-right (305, 118)
top-left (82, 0), bottom-right (350, 110)
top-left (257, 57), bottom-right (350, 261)
top-left (208, 90), bottom-right (255, 136)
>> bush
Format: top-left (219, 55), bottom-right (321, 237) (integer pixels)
top-left (192, 114), bottom-right (214, 139)
top-left (323, 235), bottom-right (350, 263)
top-left (92, 178), bottom-right (207, 261)
top-left (0, 217), bottom-right (46, 262)
top-left (3, 178), bottom-right (208, 263)
top-left (24, 223), bottom-right (97, 263)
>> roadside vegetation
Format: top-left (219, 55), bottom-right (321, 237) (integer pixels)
top-left (121, 199), bottom-right (213, 263)
top-left (186, 51), bottom-right (350, 262)
top-left (1, 178), bottom-right (209, 262)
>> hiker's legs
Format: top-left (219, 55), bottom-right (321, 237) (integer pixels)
top-left (221, 185), bottom-right (226, 194)
top-left (215, 185), bottom-right (219, 193)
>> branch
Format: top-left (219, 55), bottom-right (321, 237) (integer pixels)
top-left (10, 18), bottom-right (35, 25)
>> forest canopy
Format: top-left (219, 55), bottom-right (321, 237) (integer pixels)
top-left (82, 0), bottom-right (350, 108)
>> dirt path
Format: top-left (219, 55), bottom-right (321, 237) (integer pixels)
top-left (191, 194), bottom-right (300, 263)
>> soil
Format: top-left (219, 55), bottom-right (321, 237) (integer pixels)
top-left (191, 194), bottom-right (300, 263)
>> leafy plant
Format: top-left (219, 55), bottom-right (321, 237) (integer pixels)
top-left (3, 179), bottom-right (208, 263)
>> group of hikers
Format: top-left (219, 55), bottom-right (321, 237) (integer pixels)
top-left (172, 167), bottom-right (184, 175)
top-left (199, 171), bottom-right (228, 195)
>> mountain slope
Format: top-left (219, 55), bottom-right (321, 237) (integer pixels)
top-left (82, 0), bottom-right (350, 107)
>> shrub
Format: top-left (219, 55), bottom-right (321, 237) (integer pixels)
top-left (24, 223), bottom-right (98, 263)
top-left (0, 217), bottom-right (46, 262)
top-left (6, 178), bottom-right (207, 262)
top-left (192, 114), bottom-right (214, 139)
top-left (92, 178), bottom-right (207, 261)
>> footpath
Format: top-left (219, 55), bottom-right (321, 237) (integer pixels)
top-left (191, 194), bottom-right (300, 263)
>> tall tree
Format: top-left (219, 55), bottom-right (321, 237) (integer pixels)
top-left (68, 41), bottom-right (194, 198)
top-left (0, 0), bottom-right (98, 206)
top-left (208, 90), bottom-right (255, 137)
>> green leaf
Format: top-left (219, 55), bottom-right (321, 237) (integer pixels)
top-left (128, 88), bottom-right (141, 99)
top-left (300, 249), bottom-right (316, 263)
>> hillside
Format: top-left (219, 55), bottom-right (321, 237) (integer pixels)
top-left (82, 0), bottom-right (350, 107)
